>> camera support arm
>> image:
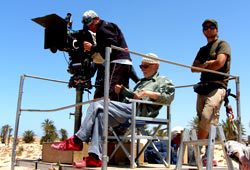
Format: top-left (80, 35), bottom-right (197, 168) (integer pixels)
top-left (74, 88), bottom-right (83, 133)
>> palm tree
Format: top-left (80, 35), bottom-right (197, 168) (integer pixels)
top-left (7, 127), bottom-right (13, 145)
top-left (1, 124), bottom-right (11, 144)
top-left (188, 116), bottom-right (199, 132)
top-left (157, 128), bottom-right (168, 137)
top-left (220, 119), bottom-right (246, 141)
top-left (40, 119), bottom-right (58, 144)
top-left (23, 130), bottom-right (35, 143)
top-left (188, 114), bottom-right (247, 141)
top-left (59, 128), bottom-right (68, 141)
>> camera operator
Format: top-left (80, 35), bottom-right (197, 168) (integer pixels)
top-left (82, 10), bottom-right (139, 101)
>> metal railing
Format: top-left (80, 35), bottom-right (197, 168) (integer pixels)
top-left (10, 74), bottom-right (103, 170)
top-left (101, 45), bottom-right (241, 170)
top-left (11, 45), bottom-right (240, 170)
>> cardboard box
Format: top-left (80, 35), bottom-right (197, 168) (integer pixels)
top-left (108, 142), bottom-right (144, 165)
top-left (42, 141), bottom-right (144, 165)
top-left (42, 142), bottom-right (88, 164)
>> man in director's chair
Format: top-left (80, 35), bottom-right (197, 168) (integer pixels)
top-left (51, 53), bottom-right (175, 168)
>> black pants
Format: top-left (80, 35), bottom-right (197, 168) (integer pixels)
top-left (94, 63), bottom-right (138, 102)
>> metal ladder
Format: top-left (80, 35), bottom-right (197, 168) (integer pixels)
top-left (175, 125), bottom-right (234, 170)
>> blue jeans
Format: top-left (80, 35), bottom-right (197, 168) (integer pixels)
top-left (75, 100), bottom-right (132, 159)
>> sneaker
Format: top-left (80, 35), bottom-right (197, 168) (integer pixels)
top-left (85, 156), bottom-right (102, 167)
top-left (202, 157), bottom-right (218, 167)
top-left (73, 160), bottom-right (86, 168)
top-left (51, 136), bottom-right (83, 151)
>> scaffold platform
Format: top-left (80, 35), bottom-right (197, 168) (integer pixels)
top-left (12, 159), bottom-right (231, 170)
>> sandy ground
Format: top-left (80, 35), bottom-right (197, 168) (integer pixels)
top-left (0, 138), bottom-right (42, 170)
top-left (0, 138), bottom-right (236, 170)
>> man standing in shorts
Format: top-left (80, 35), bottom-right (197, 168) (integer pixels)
top-left (191, 19), bottom-right (231, 165)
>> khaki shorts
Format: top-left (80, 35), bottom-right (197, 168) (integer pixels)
top-left (196, 88), bottom-right (226, 132)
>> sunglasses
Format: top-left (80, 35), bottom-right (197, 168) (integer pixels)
top-left (139, 64), bottom-right (151, 69)
top-left (82, 17), bottom-right (93, 26)
top-left (203, 25), bottom-right (217, 31)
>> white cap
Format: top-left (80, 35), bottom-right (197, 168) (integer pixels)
top-left (82, 10), bottom-right (99, 26)
top-left (171, 126), bottom-right (184, 138)
top-left (142, 53), bottom-right (160, 64)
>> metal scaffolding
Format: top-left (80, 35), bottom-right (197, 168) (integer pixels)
top-left (11, 46), bottom-right (241, 170)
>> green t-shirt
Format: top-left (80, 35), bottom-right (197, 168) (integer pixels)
top-left (195, 39), bottom-right (231, 88)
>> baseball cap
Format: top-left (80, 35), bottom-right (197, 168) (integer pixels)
top-left (202, 19), bottom-right (218, 28)
top-left (82, 10), bottom-right (98, 26)
top-left (142, 53), bottom-right (160, 64)
top-left (171, 126), bottom-right (184, 138)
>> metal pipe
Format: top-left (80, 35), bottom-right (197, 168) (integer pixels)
top-left (21, 98), bottom-right (103, 112)
top-left (167, 105), bottom-right (171, 167)
top-left (11, 75), bottom-right (25, 170)
top-left (175, 84), bottom-right (197, 89)
top-left (235, 76), bottom-right (242, 142)
top-left (112, 45), bottom-right (241, 143)
top-left (102, 47), bottom-right (111, 170)
top-left (23, 74), bottom-right (68, 84)
top-left (74, 89), bottom-right (83, 133)
top-left (111, 45), bottom-right (236, 79)
top-left (131, 101), bottom-right (136, 168)
top-left (11, 45), bottom-right (240, 170)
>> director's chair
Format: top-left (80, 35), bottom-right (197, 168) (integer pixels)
top-left (108, 99), bottom-right (171, 168)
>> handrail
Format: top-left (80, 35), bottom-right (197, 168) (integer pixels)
top-left (11, 45), bottom-right (241, 170)
top-left (11, 75), bottom-right (103, 170)
top-left (21, 98), bottom-right (103, 112)
top-left (24, 74), bottom-right (68, 84)
top-left (111, 45), bottom-right (238, 79)
top-left (128, 98), bottom-right (170, 106)
top-left (110, 45), bottom-right (241, 143)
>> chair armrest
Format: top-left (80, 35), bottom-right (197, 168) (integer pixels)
top-left (127, 98), bottom-right (169, 106)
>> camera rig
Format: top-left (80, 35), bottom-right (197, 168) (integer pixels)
top-left (32, 13), bottom-right (94, 91)
top-left (32, 13), bottom-right (95, 132)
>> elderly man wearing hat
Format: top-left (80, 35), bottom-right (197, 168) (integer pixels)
top-left (82, 10), bottom-right (139, 102)
top-left (51, 53), bottom-right (175, 167)
top-left (191, 19), bottom-right (231, 166)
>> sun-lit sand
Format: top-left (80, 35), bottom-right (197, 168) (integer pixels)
top-left (0, 137), bottom-right (42, 169)
top-left (0, 137), bottom-right (238, 169)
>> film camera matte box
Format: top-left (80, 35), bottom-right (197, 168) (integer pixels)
top-left (32, 14), bottom-right (66, 28)
top-left (32, 14), bottom-right (68, 50)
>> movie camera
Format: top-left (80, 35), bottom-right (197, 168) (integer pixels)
top-left (32, 13), bottom-right (94, 90)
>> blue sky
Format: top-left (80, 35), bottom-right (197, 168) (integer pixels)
top-left (1, 1), bottom-right (250, 138)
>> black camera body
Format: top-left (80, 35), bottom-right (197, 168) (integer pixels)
top-left (32, 13), bottom-right (94, 90)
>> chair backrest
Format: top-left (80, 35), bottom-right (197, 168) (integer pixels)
top-left (128, 98), bottom-right (172, 168)
top-left (128, 98), bottom-right (169, 115)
